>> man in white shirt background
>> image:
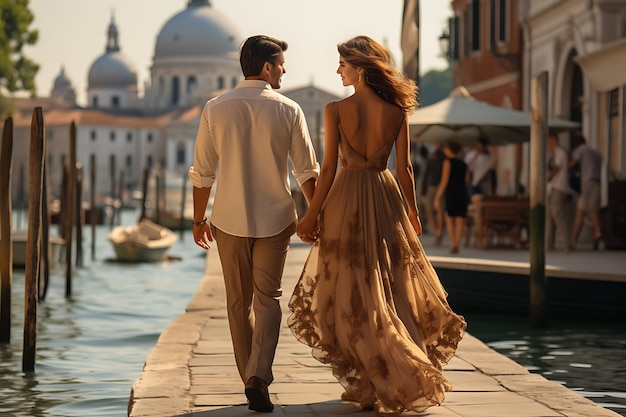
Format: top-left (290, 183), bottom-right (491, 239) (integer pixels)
top-left (465, 136), bottom-right (495, 196)
top-left (188, 35), bottom-right (319, 412)
top-left (569, 133), bottom-right (603, 250)
top-left (547, 132), bottom-right (574, 252)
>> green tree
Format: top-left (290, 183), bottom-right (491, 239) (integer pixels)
top-left (418, 67), bottom-right (452, 107)
top-left (0, 0), bottom-right (39, 115)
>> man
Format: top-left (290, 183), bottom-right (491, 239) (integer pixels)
top-left (188, 35), bottom-right (319, 412)
top-left (569, 134), bottom-right (603, 250)
top-left (464, 136), bottom-right (495, 196)
top-left (421, 142), bottom-right (446, 245)
top-left (547, 133), bottom-right (573, 252)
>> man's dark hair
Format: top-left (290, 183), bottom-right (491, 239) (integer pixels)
top-left (239, 35), bottom-right (288, 77)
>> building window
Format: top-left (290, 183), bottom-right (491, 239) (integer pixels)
top-left (92, 96), bottom-right (98, 108)
top-left (90, 130), bottom-right (97, 141)
top-left (176, 143), bottom-right (186, 166)
top-left (112, 96), bottom-right (120, 108)
top-left (147, 133), bottom-right (153, 143)
top-left (126, 155), bottom-right (133, 173)
top-left (218, 76), bottom-right (225, 90)
top-left (110, 154), bottom-right (117, 177)
top-left (171, 76), bottom-right (180, 105)
top-left (127, 132), bottom-right (132, 143)
top-left (110, 131), bottom-right (116, 141)
top-left (471, 0), bottom-right (481, 51)
top-left (232, 77), bottom-right (238, 88)
top-left (490, 0), bottom-right (508, 49)
top-left (147, 155), bottom-right (153, 168)
top-left (90, 153), bottom-right (96, 171)
top-left (187, 76), bottom-right (197, 93)
top-left (449, 16), bottom-right (460, 61)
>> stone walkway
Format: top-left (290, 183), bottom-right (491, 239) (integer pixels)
top-left (128, 240), bottom-right (621, 417)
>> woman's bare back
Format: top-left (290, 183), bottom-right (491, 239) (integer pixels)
top-left (335, 93), bottom-right (403, 160)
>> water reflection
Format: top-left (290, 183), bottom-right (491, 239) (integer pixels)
top-left (466, 313), bottom-right (626, 415)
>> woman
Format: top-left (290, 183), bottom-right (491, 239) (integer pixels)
top-left (288, 36), bottom-right (466, 415)
top-left (434, 140), bottom-right (469, 255)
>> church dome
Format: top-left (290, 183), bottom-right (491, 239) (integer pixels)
top-left (88, 15), bottom-right (138, 89)
top-left (88, 52), bottom-right (138, 88)
top-left (154, 0), bottom-right (240, 58)
top-left (53, 66), bottom-right (72, 89)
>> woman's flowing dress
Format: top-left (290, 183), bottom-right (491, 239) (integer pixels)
top-left (288, 106), bottom-right (467, 415)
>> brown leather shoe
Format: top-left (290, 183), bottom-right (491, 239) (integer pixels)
top-left (245, 376), bottom-right (274, 412)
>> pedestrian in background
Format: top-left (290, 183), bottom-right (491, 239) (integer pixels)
top-left (465, 136), bottom-right (495, 196)
top-left (547, 132), bottom-right (574, 252)
top-left (421, 142), bottom-right (446, 245)
top-left (569, 133), bottom-right (603, 250)
top-left (435, 140), bottom-right (469, 255)
top-left (189, 35), bottom-right (320, 413)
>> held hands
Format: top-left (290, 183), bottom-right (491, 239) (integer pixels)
top-left (192, 223), bottom-right (212, 250)
top-left (296, 213), bottom-right (319, 244)
top-left (409, 214), bottom-right (423, 237)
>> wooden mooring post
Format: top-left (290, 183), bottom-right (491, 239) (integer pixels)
top-left (64, 122), bottom-right (77, 298)
top-left (90, 160), bottom-right (96, 261)
top-left (23, 107), bottom-right (45, 372)
top-left (139, 166), bottom-right (149, 221)
top-left (0, 117), bottom-right (14, 343)
top-left (529, 71), bottom-right (548, 327)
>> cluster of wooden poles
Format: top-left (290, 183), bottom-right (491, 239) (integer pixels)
top-left (0, 107), bottom-right (98, 372)
top-left (0, 107), bottom-right (191, 373)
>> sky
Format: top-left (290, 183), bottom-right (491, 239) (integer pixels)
top-left (25, 0), bottom-right (452, 106)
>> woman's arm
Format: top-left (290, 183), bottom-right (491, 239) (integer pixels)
top-left (395, 117), bottom-right (422, 236)
top-left (296, 102), bottom-right (340, 242)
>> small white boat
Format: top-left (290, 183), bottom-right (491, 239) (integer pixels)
top-left (107, 219), bottom-right (178, 262)
top-left (9, 231), bottom-right (65, 268)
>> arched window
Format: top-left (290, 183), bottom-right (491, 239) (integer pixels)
top-left (171, 76), bottom-right (180, 105)
top-left (187, 76), bottom-right (197, 93)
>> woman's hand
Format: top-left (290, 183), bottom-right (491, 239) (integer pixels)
top-left (433, 198), bottom-right (441, 212)
top-left (192, 223), bottom-right (212, 250)
top-left (297, 213), bottom-right (319, 244)
top-left (408, 213), bottom-right (423, 237)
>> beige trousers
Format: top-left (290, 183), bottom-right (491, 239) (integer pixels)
top-left (211, 221), bottom-right (296, 385)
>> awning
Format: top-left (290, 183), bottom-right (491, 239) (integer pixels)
top-left (576, 38), bottom-right (626, 92)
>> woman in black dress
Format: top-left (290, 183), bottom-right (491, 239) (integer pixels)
top-left (434, 140), bottom-right (468, 254)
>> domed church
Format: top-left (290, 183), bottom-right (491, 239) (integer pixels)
top-left (8, 0), bottom-right (337, 206)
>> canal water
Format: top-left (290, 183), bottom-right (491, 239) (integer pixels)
top-left (1, 209), bottom-right (206, 417)
top-left (465, 313), bottom-right (626, 416)
top-left (1, 209), bottom-right (625, 416)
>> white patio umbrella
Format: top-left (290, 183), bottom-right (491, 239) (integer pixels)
top-left (408, 96), bottom-right (580, 145)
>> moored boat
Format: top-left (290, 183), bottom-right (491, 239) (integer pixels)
top-left (107, 219), bottom-right (178, 262)
top-left (8, 231), bottom-right (65, 268)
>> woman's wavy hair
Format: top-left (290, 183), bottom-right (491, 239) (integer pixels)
top-left (338, 35), bottom-right (418, 113)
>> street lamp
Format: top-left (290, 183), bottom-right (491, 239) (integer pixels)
top-left (438, 30), bottom-right (450, 61)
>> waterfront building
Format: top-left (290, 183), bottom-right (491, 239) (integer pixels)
top-left (445, 0), bottom-right (626, 246)
top-left (5, 0), bottom-right (336, 207)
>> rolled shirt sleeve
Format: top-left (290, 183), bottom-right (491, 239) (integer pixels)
top-left (188, 102), bottom-right (218, 189)
top-left (290, 105), bottom-right (320, 186)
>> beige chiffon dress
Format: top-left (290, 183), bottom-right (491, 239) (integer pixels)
top-left (288, 105), bottom-right (467, 415)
